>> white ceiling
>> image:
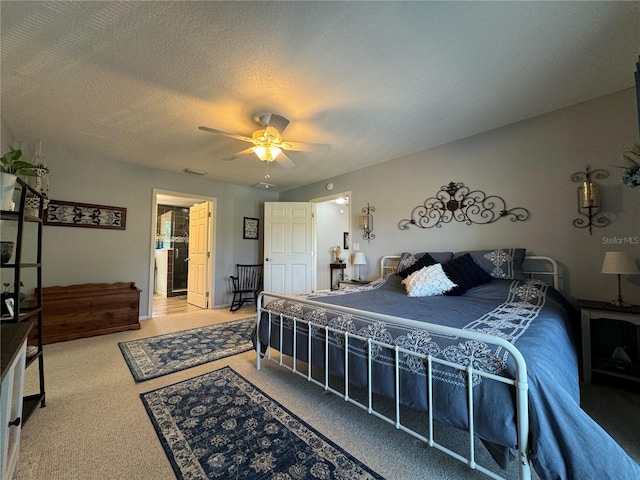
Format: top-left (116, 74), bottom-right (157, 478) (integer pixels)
top-left (1, 1), bottom-right (639, 193)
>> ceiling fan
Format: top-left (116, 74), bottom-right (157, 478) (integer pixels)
top-left (199, 114), bottom-right (330, 177)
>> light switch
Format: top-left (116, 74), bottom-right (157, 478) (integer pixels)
top-left (353, 243), bottom-right (360, 250)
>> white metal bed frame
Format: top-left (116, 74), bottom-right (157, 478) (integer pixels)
top-left (256, 255), bottom-right (561, 480)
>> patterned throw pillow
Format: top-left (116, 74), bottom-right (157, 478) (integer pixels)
top-left (396, 251), bottom-right (454, 274)
top-left (397, 253), bottom-right (437, 279)
top-left (456, 248), bottom-right (527, 281)
top-left (401, 263), bottom-right (457, 297)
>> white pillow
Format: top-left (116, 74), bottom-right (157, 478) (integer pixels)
top-left (401, 263), bottom-right (457, 297)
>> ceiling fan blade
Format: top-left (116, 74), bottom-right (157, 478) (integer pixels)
top-left (265, 114), bottom-right (290, 135)
top-left (275, 152), bottom-right (296, 169)
top-left (227, 148), bottom-right (256, 160)
top-left (280, 140), bottom-right (331, 153)
top-left (198, 126), bottom-right (253, 143)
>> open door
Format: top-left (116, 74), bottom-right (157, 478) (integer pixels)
top-left (187, 201), bottom-right (210, 308)
top-left (263, 202), bottom-right (313, 295)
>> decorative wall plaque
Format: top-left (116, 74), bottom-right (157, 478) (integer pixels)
top-left (44, 200), bottom-right (126, 230)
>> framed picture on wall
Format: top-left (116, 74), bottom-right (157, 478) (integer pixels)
top-left (343, 232), bottom-right (349, 250)
top-left (243, 217), bottom-right (259, 240)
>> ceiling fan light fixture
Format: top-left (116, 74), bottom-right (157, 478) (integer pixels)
top-left (252, 127), bottom-right (281, 143)
top-left (253, 145), bottom-right (282, 162)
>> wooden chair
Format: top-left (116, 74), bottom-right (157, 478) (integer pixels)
top-left (229, 264), bottom-right (263, 312)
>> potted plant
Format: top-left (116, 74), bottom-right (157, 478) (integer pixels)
top-left (619, 143), bottom-right (640, 188)
top-left (1, 146), bottom-right (36, 211)
top-left (330, 245), bottom-right (343, 263)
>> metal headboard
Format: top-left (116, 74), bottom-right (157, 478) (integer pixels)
top-left (380, 254), bottom-right (560, 290)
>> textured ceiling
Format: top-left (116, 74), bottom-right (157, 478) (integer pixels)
top-left (1, 1), bottom-right (639, 192)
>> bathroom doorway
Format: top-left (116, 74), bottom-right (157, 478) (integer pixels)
top-left (149, 189), bottom-right (217, 318)
top-left (156, 206), bottom-right (190, 296)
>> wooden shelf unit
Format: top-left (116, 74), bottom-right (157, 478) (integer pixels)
top-left (0, 177), bottom-right (46, 422)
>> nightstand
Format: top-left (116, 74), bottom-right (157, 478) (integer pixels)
top-left (329, 263), bottom-right (346, 291)
top-left (577, 299), bottom-right (640, 384)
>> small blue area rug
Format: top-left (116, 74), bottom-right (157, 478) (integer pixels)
top-left (141, 366), bottom-right (385, 480)
top-left (119, 318), bottom-right (255, 382)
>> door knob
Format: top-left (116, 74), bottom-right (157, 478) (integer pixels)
top-left (265, 258), bottom-right (270, 261)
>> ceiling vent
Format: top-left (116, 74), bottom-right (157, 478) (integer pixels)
top-left (252, 182), bottom-right (276, 190)
top-left (183, 168), bottom-right (207, 176)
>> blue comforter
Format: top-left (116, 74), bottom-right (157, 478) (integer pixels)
top-left (257, 275), bottom-right (640, 480)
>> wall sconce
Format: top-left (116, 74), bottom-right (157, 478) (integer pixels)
top-left (571, 165), bottom-right (610, 235)
top-left (361, 203), bottom-right (375, 242)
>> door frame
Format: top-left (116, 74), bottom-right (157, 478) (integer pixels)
top-left (310, 191), bottom-right (351, 292)
top-left (149, 188), bottom-right (217, 317)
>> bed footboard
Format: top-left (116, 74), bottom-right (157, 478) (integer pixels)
top-left (256, 292), bottom-right (532, 480)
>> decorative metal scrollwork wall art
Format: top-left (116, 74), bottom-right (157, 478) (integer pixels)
top-left (571, 165), bottom-right (610, 235)
top-left (398, 182), bottom-right (530, 230)
top-left (362, 203), bottom-right (375, 242)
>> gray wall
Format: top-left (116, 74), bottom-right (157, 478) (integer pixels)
top-left (3, 88), bottom-right (638, 313)
top-left (1, 118), bottom-right (278, 316)
top-left (281, 89), bottom-right (640, 305)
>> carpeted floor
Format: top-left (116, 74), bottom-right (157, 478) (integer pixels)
top-left (16, 306), bottom-right (640, 480)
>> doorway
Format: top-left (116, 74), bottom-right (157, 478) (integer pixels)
top-left (149, 189), bottom-right (217, 318)
top-left (311, 192), bottom-right (351, 291)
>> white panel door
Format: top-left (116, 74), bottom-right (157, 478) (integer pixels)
top-left (187, 202), bottom-right (210, 308)
top-left (264, 202), bottom-right (313, 295)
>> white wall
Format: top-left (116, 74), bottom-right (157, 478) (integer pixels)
top-left (1, 118), bottom-right (278, 317)
top-left (281, 89), bottom-right (640, 305)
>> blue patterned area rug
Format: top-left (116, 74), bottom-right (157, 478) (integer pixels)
top-left (141, 366), bottom-right (384, 480)
top-left (119, 318), bottom-right (255, 382)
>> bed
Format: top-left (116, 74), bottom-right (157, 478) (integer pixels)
top-left (254, 249), bottom-right (640, 480)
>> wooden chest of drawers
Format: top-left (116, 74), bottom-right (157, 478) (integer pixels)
top-left (37, 282), bottom-right (141, 344)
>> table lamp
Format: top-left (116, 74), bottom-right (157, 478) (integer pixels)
top-left (601, 251), bottom-right (639, 307)
top-left (352, 252), bottom-right (366, 281)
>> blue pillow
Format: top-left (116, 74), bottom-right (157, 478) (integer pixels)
top-left (455, 249), bottom-right (527, 281)
top-left (442, 253), bottom-right (493, 296)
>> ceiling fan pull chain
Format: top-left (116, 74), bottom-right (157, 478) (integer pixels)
top-left (264, 161), bottom-right (271, 179)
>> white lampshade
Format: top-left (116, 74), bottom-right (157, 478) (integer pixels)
top-left (601, 252), bottom-right (639, 274)
top-left (352, 252), bottom-right (366, 265)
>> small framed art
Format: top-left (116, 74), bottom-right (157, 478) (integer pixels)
top-left (243, 217), bottom-right (259, 240)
